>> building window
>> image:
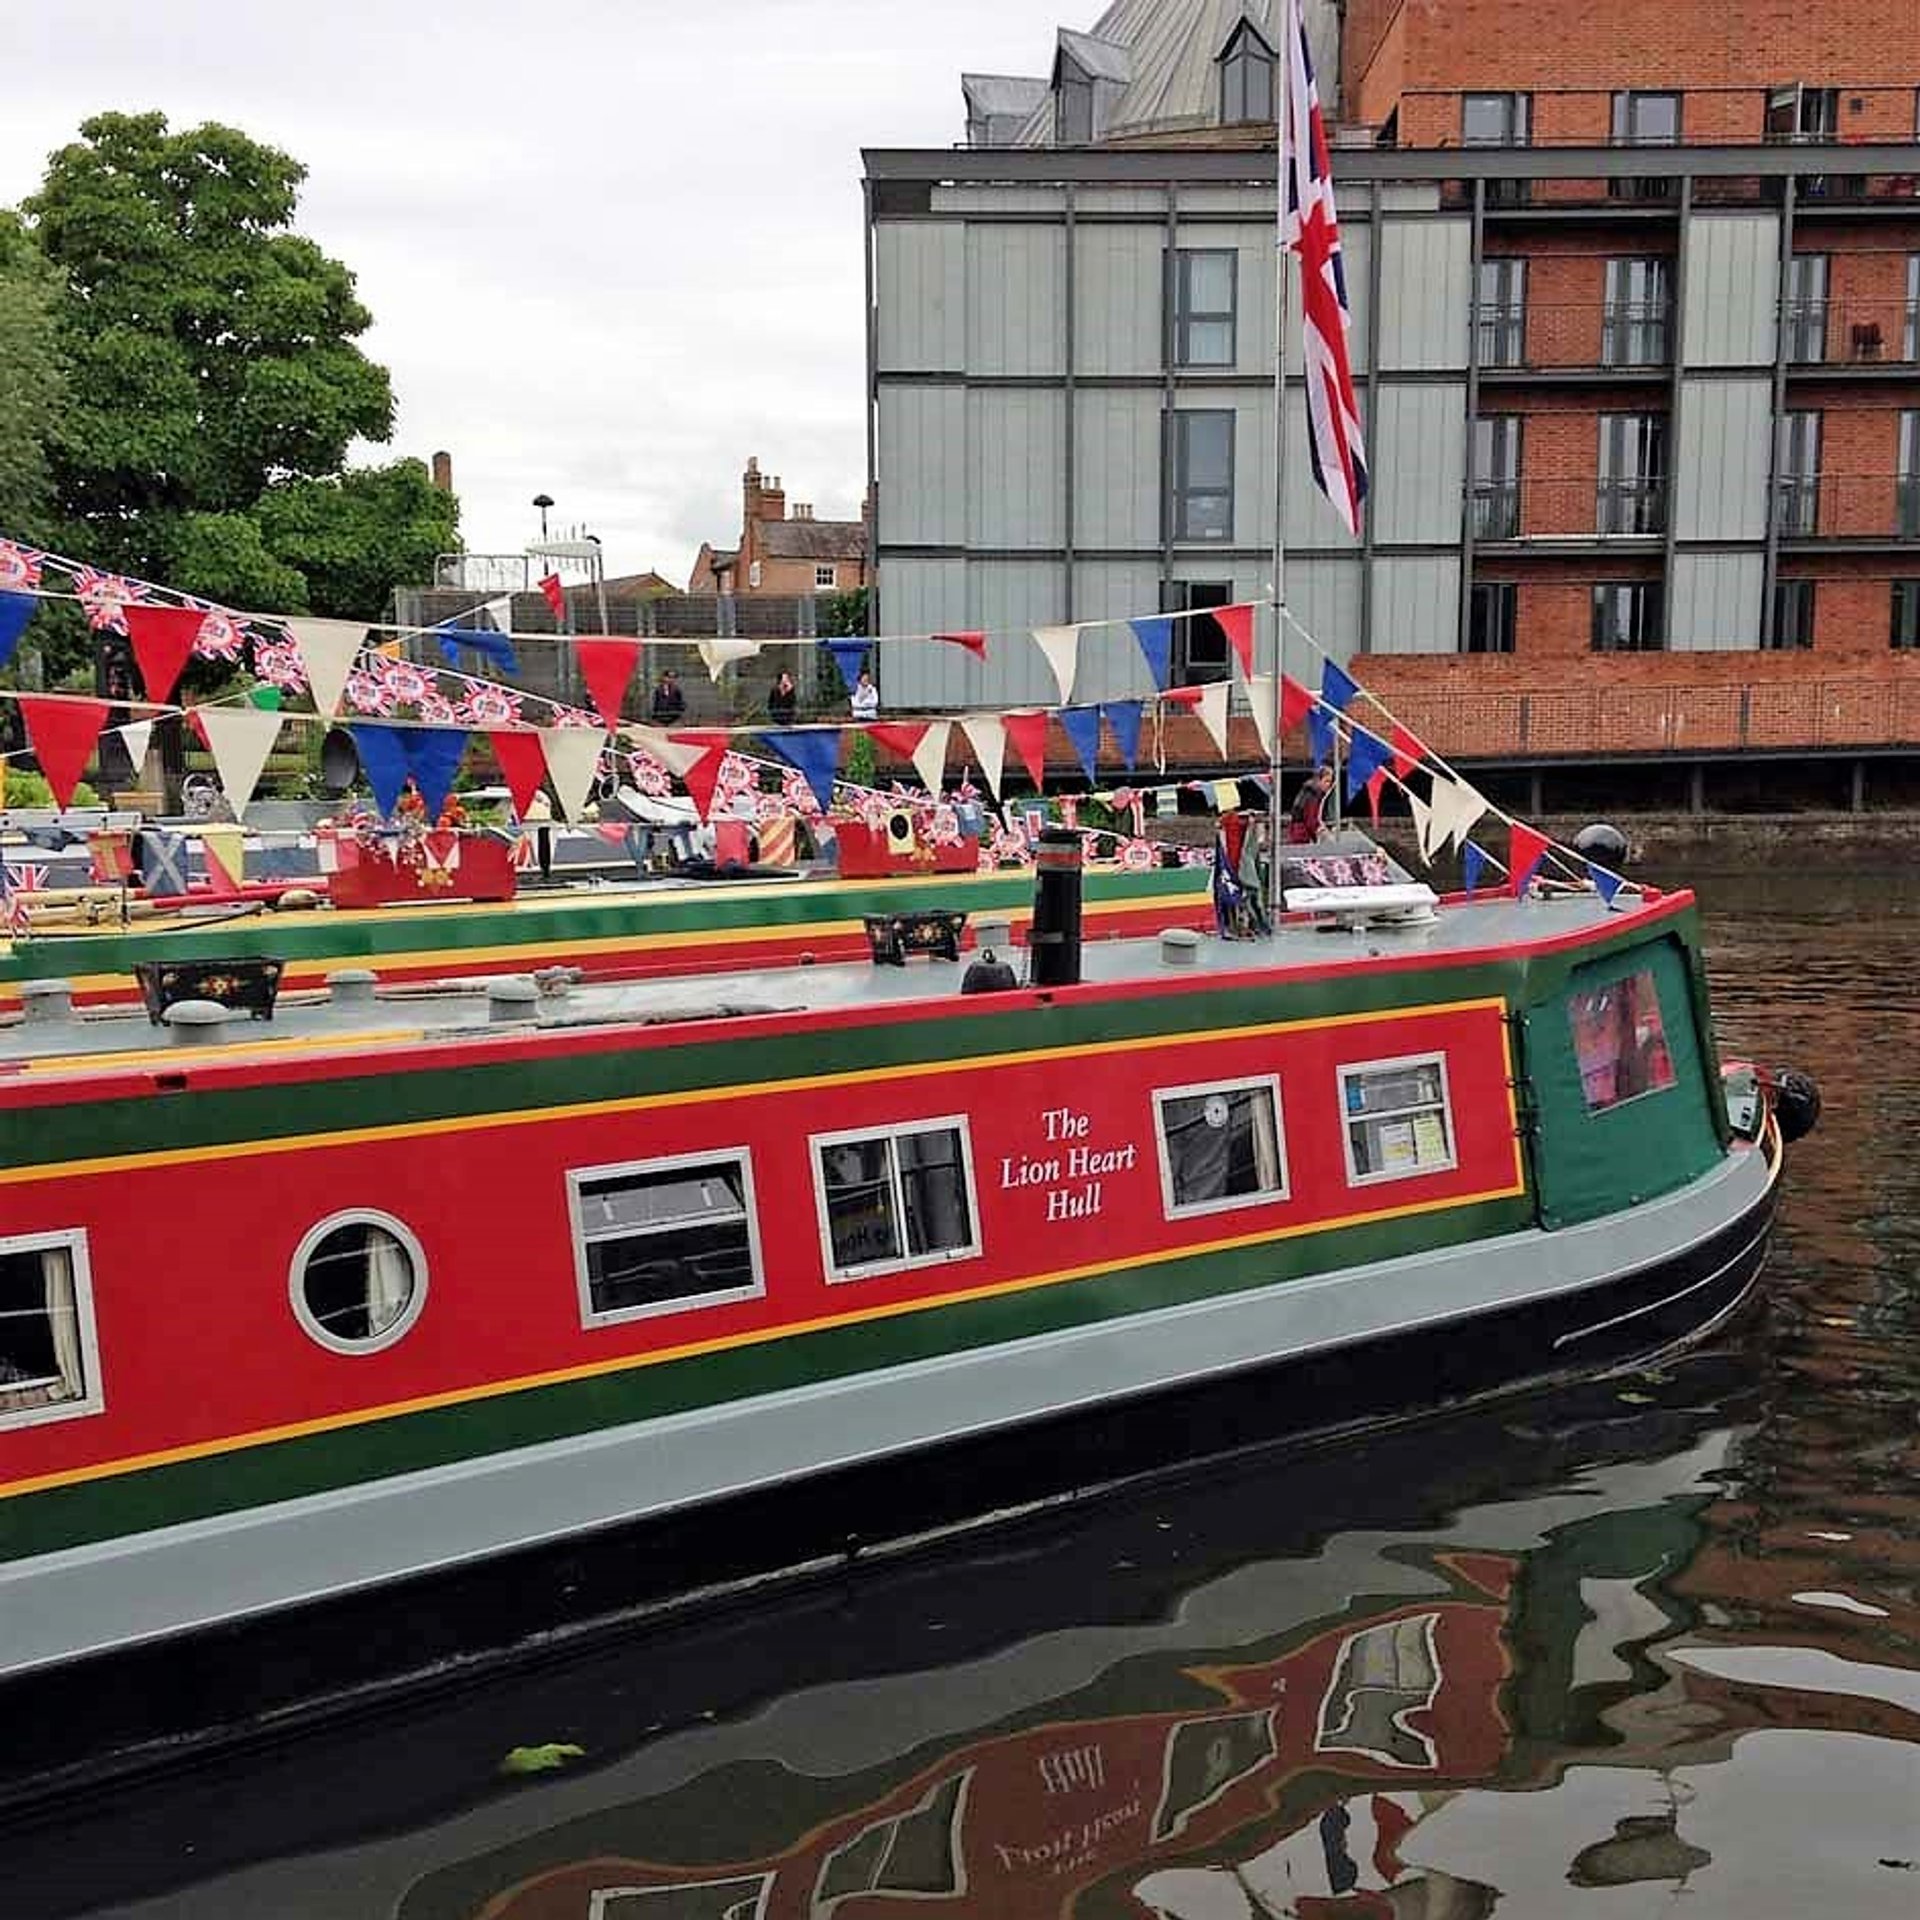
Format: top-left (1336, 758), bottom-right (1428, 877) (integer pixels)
top-left (814, 1119), bottom-right (978, 1280)
top-left (1466, 582), bottom-right (1517, 654)
top-left (1612, 90), bottom-right (1679, 199)
top-left (1901, 412), bottom-right (1920, 538)
top-left (1171, 249), bottom-right (1237, 368)
top-left (1905, 255), bottom-right (1919, 360)
top-left (1161, 580), bottom-right (1234, 684)
top-left (1469, 416), bottom-right (1522, 539)
top-left (1782, 254), bottom-right (1830, 364)
top-left (1593, 582), bottom-right (1665, 651)
top-left (1602, 258), bottom-right (1672, 366)
top-left (1893, 580), bottom-right (1920, 648)
top-left (1771, 578), bottom-right (1815, 649)
top-left (1057, 55), bottom-right (1094, 145)
top-left (1339, 1056), bottom-right (1456, 1185)
top-left (289, 1211), bottom-right (426, 1354)
top-left (1598, 414), bottom-right (1667, 535)
top-left (747, 559), bottom-right (763, 589)
top-left (1169, 410), bottom-right (1235, 542)
top-left (1475, 258), bottom-right (1527, 368)
top-left (0, 1231), bottom-right (101, 1429)
top-left (569, 1152), bottom-right (763, 1325)
top-left (1775, 411), bottom-right (1823, 535)
top-left (1464, 92), bottom-right (1530, 206)
top-left (814, 564), bottom-right (837, 590)
top-left (1218, 22), bottom-right (1275, 125)
top-left (1153, 1076), bottom-right (1288, 1218)
top-left (1569, 971), bottom-right (1677, 1110)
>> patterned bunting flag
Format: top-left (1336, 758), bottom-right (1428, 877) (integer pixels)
top-left (1103, 700), bottom-right (1144, 772)
top-left (0, 590), bottom-right (34, 669)
top-left (1126, 616), bottom-right (1174, 691)
top-left (1029, 626), bottom-right (1082, 704)
top-left (0, 542), bottom-right (43, 591)
top-left (19, 695), bottom-right (110, 809)
top-left (1003, 710), bottom-right (1049, 789)
top-left (123, 605), bottom-right (207, 704)
top-left (1215, 603), bottom-right (1256, 680)
top-left (71, 566), bottom-right (144, 634)
top-left (576, 637), bottom-right (642, 725)
top-left (1059, 706), bottom-right (1102, 784)
top-left (1509, 821), bottom-right (1551, 898)
top-left (1461, 841), bottom-right (1488, 895)
top-left (761, 729), bottom-right (841, 813)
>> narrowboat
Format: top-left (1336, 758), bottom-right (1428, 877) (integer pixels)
top-left (0, 832), bottom-right (1810, 1693)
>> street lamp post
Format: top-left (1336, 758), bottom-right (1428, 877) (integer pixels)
top-left (532, 492), bottom-right (554, 542)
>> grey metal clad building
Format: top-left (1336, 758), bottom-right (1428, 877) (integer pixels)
top-left (863, 0), bottom-right (1920, 715)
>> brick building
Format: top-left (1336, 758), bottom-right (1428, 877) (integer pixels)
top-left (689, 457), bottom-right (870, 599)
top-left (861, 0), bottom-right (1920, 781)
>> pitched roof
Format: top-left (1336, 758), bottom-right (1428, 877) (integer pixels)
top-left (760, 519), bottom-right (867, 562)
top-left (962, 73), bottom-right (1050, 119)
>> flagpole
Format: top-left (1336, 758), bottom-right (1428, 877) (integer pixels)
top-left (1267, 32), bottom-right (1291, 925)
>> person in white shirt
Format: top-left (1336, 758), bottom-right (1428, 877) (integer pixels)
top-left (850, 669), bottom-right (880, 722)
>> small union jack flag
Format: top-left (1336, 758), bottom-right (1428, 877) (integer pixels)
top-left (70, 565), bottom-right (147, 634)
top-left (1, 860), bottom-right (47, 939)
top-left (1281, 0), bottom-right (1368, 536)
top-left (0, 542), bottom-right (44, 592)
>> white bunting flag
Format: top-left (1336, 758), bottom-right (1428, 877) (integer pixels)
top-left (1029, 625), bottom-right (1083, 705)
top-left (910, 719), bottom-right (952, 797)
top-left (1447, 780), bottom-right (1488, 852)
top-left (484, 594), bottom-right (514, 636)
top-left (537, 725), bottom-right (606, 823)
top-left (621, 723), bottom-right (706, 778)
top-left (961, 714), bottom-right (1007, 800)
top-left (118, 719), bottom-right (154, 771)
top-left (1407, 791), bottom-right (1435, 866)
top-left (1424, 775), bottom-right (1488, 857)
top-left (1195, 682), bottom-right (1231, 759)
top-left (285, 618), bottom-right (365, 719)
top-left (697, 637), bottom-right (761, 680)
top-left (1246, 676), bottom-right (1277, 760)
top-left (194, 706), bottom-right (284, 816)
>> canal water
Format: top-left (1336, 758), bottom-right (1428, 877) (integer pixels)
top-left (12, 869), bottom-right (1919, 1918)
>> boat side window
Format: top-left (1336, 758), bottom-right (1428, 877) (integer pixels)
top-left (813, 1118), bottom-right (979, 1281)
top-left (1339, 1055), bottom-right (1457, 1184)
top-left (1153, 1076), bottom-right (1288, 1218)
top-left (0, 1231), bottom-right (103, 1429)
top-left (1568, 969), bottom-right (1677, 1111)
top-left (570, 1152), bottom-right (764, 1326)
top-left (289, 1211), bottom-right (428, 1354)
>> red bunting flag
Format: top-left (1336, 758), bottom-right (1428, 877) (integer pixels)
top-left (1389, 722), bottom-right (1423, 779)
top-left (1509, 822), bottom-right (1551, 898)
top-left (933, 631), bottom-right (988, 658)
top-left (538, 573), bottom-right (567, 620)
top-left (668, 730), bottom-right (732, 823)
top-left (19, 695), bottom-right (110, 808)
top-left (1280, 674), bottom-right (1316, 733)
top-left (489, 730), bottom-right (549, 820)
top-left (1159, 685), bottom-right (1205, 709)
top-left (123, 604), bottom-right (207, 704)
top-left (1215, 603), bottom-right (1256, 679)
top-left (1002, 710), bottom-right (1049, 789)
top-left (865, 721), bottom-right (929, 762)
top-left (575, 638), bottom-right (642, 727)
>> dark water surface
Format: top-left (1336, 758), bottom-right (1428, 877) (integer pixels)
top-left (13, 871), bottom-right (1919, 1918)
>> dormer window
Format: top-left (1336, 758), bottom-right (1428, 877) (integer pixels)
top-left (1057, 55), bottom-right (1094, 145)
top-left (1219, 21), bottom-right (1276, 125)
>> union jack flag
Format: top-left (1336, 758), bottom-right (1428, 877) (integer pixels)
top-left (1, 860), bottom-right (47, 938)
top-left (0, 542), bottom-right (44, 592)
top-left (70, 565), bottom-right (146, 634)
top-left (1280, 0), bottom-right (1368, 535)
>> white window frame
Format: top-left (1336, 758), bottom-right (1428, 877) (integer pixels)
top-left (1338, 1052), bottom-right (1458, 1188)
top-left (811, 1114), bottom-right (981, 1283)
top-left (747, 559), bottom-right (763, 588)
top-left (568, 1148), bottom-right (765, 1329)
top-left (813, 563), bottom-right (837, 590)
top-left (1151, 1073), bottom-right (1290, 1221)
top-left (288, 1208), bottom-right (429, 1356)
top-left (0, 1228), bottom-right (105, 1431)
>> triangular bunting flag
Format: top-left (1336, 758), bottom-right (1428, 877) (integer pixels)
top-left (761, 729), bottom-right (841, 813)
top-left (866, 720), bottom-right (929, 762)
top-left (1003, 710), bottom-right (1049, 790)
top-left (1059, 706), bottom-right (1102, 784)
top-left (1248, 677), bottom-right (1277, 759)
top-left (192, 706), bottom-right (283, 816)
top-left (1344, 727), bottom-right (1390, 800)
top-left (962, 715), bottom-right (1007, 800)
top-left (538, 572), bottom-right (567, 621)
top-left (1589, 861), bottom-right (1625, 907)
top-left (0, 589), bottom-right (35, 668)
top-left (1307, 702), bottom-right (1337, 766)
top-left (19, 696), bottom-right (110, 809)
top-left (1461, 841), bottom-right (1488, 895)
top-left (1388, 722), bottom-right (1423, 779)
top-left (1102, 700), bottom-right (1144, 772)
top-left (933, 630), bottom-right (987, 659)
top-left (1281, 675), bottom-right (1316, 733)
top-left (1029, 625), bottom-right (1082, 704)
top-left (910, 720), bottom-right (952, 796)
top-left (698, 636), bottom-right (761, 680)
top-left (622, 723), bottom-right (705, 778)
top-left (1215, 603), bottom-right (1256, 680)
top-left (1127, 616), bottom-right (1173, 691)
top-left (1447, 781), bottom-right (1489, 853)
top-left (677, 742), bottom-right (728, 824)
top-left (576, 637), bottom-right (642, 726)
top-left (437, 625), bottom-right (518, 675)
top-left (119, 718), bottom-right (153, 771)
top-left (348, 724), bottom-right (409, 818)
top-left (1320, 658), bottom-right (1360, 715)
top-left (1509, 822), bottom-right (1551, 898)
top-left (490, 730), bottom-right (549, 819)
top-left (1406, 791), bottom-right (1435, 867)
top-left (286, 619), bottom-right (365, 718)
top-left (484, 594), bottom-right (514, 635)
top-left (824, 639), bottom-right (867, 693)
top-left (1195, 682), bottom-right (1231, 759)
top-left (409, 728), bottom-right (469, 821)
top-left (123, 605), bottom-right (206, 705)
top-left (536, 725), bottom-right (605, 823)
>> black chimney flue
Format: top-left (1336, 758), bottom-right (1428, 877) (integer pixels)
top-left (1029, 827), bottom-right (1084, 987)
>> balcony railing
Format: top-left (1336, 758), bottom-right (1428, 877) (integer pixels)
top-left (1474, 301), bottom-right (1674, 371)
top-left (1468, 481), bottom-right (1520, 540)
top-left (1596, 476), bottom-right (1668, 536)
top-left (1599, 300), bottom-right (1673, 367)
top-left (1476, 305), bottom-right (1528, 368)
top-left (1773, 473), bottom-right (1920, 539)
top-left (1781, 299), bottom-right (1830, 364)
top-left (1773, 475), bottom-right (1820, 535)
top-left (1466, 477), bottom-right (1666, 540)
top-left (1780, 298), bottom-right (1920, 366)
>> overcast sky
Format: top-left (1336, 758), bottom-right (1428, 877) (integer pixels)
top-left (1, 1), bottom-right (1065, 586)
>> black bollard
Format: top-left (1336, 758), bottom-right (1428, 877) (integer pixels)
top-left (1029, 827), bottom-right (1084, 988)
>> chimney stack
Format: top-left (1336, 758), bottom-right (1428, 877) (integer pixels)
top-left (431, 450), bottom-right (453, 492)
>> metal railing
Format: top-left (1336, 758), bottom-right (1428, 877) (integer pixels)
top-left (1599, 300), bottom-right (1673, 368)
top-left (1474, 300), bottom-right (1673, 370)
top-left (1780, 298), bottom-right (1920, 366)
top-left (1772, 473), bottom-right (1920, 539)
top-left (1468, 477), bottom-right (1666, 540)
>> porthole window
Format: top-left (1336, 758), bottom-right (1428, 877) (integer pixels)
top-left (289, 1211), bottom-right (426, 1354)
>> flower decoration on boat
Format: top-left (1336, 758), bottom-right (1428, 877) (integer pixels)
top-left (415, 689), bottom-right (458, 726)
top-left (192, 610), bottom-right (245, 662)
top-left (626, 749), bottom-right (673, 798)
top-left (71, 566), bottom-right (145, 633)
top-left (345, 668), bottom-right (396, 715)
top-left (380, 660), bottom-right (432, 708)
top-left (0, 542), bottom-right (44, 591)
top-left (460, 684), bottom-right (523, 727)
top-left (250, 638), bottom-right (309, 694)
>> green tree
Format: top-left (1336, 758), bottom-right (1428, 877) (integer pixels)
top-left (255, 459), bottom-right (460, 620)
top-left (0, 210), bottom-right (65, 542)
